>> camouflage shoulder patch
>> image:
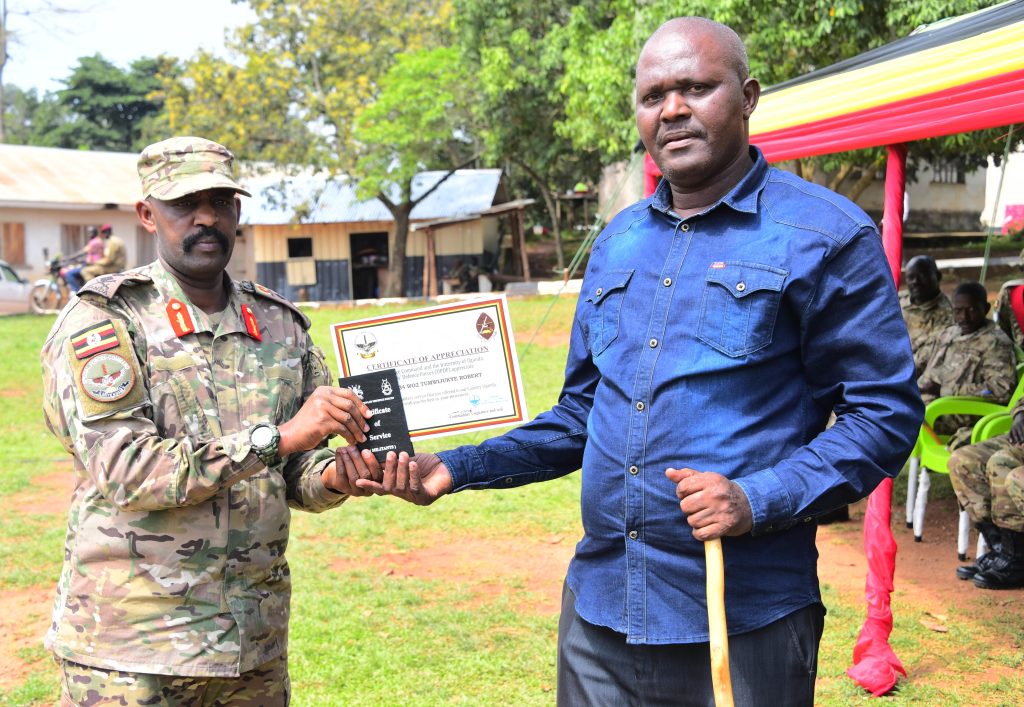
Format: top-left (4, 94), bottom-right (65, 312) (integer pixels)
top-left (79, 269), bottom-right (154, 301)
top-left (68, 318), bottom-right (145, 420)
top-left (243, 280), bottom-right (311, 330)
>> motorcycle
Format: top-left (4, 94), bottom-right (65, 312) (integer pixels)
top-left (30, 255), bottom-right (81, 314)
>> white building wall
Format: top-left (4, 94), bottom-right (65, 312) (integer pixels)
top-left (857, 163), bottom-right (986, 220)
top-left (983, 150), bottom-right (1024, 230)
top-left (0, 207), bottom-right (142, 277)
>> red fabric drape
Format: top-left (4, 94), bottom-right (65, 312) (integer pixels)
top-left (847, 143), bottom-right (908, 697)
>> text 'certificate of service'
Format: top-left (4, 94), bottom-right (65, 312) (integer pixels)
top-left (331, 295), bottom-right (528, 439)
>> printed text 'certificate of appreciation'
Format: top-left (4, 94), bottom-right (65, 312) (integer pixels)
top-left (330, 295), bottom-right (528, 439)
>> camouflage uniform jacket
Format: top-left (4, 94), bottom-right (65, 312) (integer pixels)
top-left (900, 290), bottom-right (954, 376)
top-left (40, 260), bottom-right (345, 677)
top-left (918, 320), bottom-right (1016, 404)
top-left (995, 279), bottom-right (1024, 350)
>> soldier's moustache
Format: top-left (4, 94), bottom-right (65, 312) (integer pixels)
top-left (183, 226), bottom-right (230, 254)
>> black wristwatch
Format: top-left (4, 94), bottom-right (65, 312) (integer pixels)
top-left (249, 422), bottom-right (281, 466)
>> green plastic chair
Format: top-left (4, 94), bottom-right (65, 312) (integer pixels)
top-left (907, 368), bottom-right (1024, 559)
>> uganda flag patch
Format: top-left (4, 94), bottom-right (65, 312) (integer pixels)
top-left (70, 320), bottom-right (120, 360)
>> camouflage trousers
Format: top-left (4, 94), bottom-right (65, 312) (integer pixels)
top-left (948, 434), bottom-right (1024, 531)
top-left (58, 653), bottom-right (289, 706)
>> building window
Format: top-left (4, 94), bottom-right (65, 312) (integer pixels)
top-left (0, 223), bottom-right (26, 265)
top-left (287, 237), bottom-right (313, 259)
top-left (931, 161), bottom-right (966, 185)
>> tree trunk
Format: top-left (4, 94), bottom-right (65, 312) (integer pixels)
top-left (845, 157), bottom-right (885, 204)
top-left (828, 163), bottom-right (853, 193)
top-left (385, 205), bottom-right (411, 298)
top-left (512, 157), bottom-right (563, 273)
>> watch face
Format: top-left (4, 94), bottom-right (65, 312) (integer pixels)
top-left (251, 425), bottom-right (274, 448)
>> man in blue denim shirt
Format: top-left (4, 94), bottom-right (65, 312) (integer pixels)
top-left (352, 16), bottom-right (921, 706)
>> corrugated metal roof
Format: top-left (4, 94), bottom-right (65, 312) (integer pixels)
top-left (0, 144), bottom-right (141, 206)
top-left (240, 169), bottom-right (503, 226)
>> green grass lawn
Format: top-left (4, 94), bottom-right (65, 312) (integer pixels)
top-left (2, 298), bottom-right (1023, 706)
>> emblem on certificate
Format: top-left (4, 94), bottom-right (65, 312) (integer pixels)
top-left (331, 295), bottom-right (528, 440)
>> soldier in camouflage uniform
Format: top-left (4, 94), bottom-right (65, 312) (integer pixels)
top-left (994, 248), bottom-right (1024, 349)
top-left (900, 255), bottom-right (954, 377)
top-left (949, 421), bottom-right (1024, 590)
top-left (946, 283), bottom-right (1024, 590)
top-left (917, 281), bottom-right (1016, 446)
top-left (42, 137), bottom-right (379, 706)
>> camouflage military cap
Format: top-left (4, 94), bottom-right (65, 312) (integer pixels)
top-left (138, 136), bottom-right (251, 200)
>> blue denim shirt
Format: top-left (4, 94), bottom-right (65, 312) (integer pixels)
top-left (438, 147), bottom-right (922, 644)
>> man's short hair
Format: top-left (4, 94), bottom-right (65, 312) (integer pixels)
top-left (954, 281), bottom-right (988, 305)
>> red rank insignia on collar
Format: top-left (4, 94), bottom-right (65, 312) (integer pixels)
top-left (241, 304), bottom-right (262, 341)
top-left (166, 299), bottom-right (195, 337)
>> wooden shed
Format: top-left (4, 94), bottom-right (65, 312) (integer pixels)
top-left (242, 169), bottom-right (512, 300)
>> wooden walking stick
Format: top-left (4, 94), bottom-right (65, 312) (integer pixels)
top-left (705, 537), bottom-right (734, 707)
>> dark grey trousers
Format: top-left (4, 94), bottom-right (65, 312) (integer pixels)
top-left (556, 584), bottom-right (825, 707)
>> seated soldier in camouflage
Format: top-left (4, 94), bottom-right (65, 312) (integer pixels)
top-left (918, 281), bottom-right (1016, 450)
top-left (901, 254), bottom-right (954, 377)
top-left (41, 137), bottom-right (380, 706)
top-left (948, 406), bottom-right (1024, 590)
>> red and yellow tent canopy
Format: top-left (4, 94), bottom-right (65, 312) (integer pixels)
top-left (750, 0), bottom-right (1024, 161)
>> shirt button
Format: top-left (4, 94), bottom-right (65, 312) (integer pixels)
top-left (636, 401), bottom-right (645, 412)
top-left (649, 338), bottom-right (658, 348)
top-left (595, 287), bottom-right (603, 296)
top-left (628, 530), bottom-right (638, 539)
top-left (663, 277), bottom-right (672, 287)
top-left (681, 224), bottom-right (690, 232)
top-left (736, 282), bottom-right (746, 292)
top-left (629, 465), bottom-right (639, 475)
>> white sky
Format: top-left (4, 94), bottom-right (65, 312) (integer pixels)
top-left (4, 0), bottom-right (254, 92)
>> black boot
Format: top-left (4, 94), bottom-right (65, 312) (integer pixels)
top-left (956, 521), bottom-right (1002, 581)
top-left (973, 528), bottom-right (1024, 590)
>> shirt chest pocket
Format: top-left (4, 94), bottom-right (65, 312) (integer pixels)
top-left (148, 352), bottom-right (216, 440)
top-left (697, 262), bottom-right (788, 357)
top-left (239, 345), bottom-right (305, 422)
top-left (584, 270), bottom-right (634, 356)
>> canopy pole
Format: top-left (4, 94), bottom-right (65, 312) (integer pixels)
top-left (847, 142), bottom-right (908, 697)
top-left (881, 143), bottom-right (908, 287)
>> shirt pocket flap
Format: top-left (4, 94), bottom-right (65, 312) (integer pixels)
top-left (585, 269), bottom-right (634, 304)
top-left (705, 262), bottom-right (787, 299)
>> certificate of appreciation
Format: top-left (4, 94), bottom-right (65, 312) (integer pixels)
top-left (330, 295), bottom-right (528, 439)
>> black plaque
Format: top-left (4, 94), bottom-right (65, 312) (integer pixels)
top-left (336, 368), bottom-right (414, 463)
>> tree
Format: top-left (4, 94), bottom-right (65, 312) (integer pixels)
top-left (352, 46), bottom-right (479, 292)
top-left (554, 0), bottom-right (1010, 203)
top-left (452, 0), bottom-right (606, 273)
top-left (1, 0), bottom-right (79, 143)
top-left (161, 0), bottom-right (458, 296)
top-left (1, 83), bottom-right (66, 145)
top-left (50, 54), bottom-right (177, 152)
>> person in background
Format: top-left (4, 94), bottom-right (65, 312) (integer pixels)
top-left (62, 225), bottom-right (106, 292)
top-left (917, 281), bottom-right (1016, 450)
top-left (995, 247), bottom-right (1024, 350)
top-left (949, 393), bottom-right (1024, 590)
top-left (80, 223), bottom-right (127, 281)
top-left (901, 254), bottom-right (954, 377)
